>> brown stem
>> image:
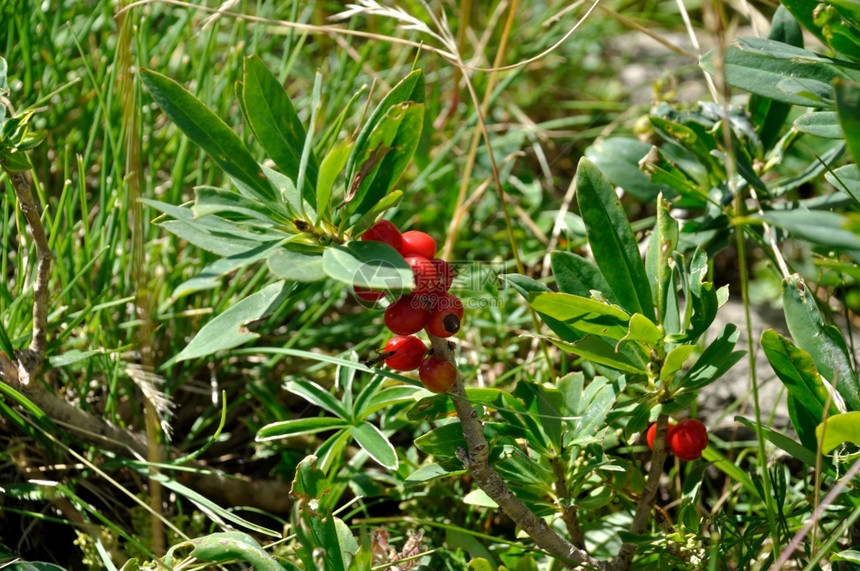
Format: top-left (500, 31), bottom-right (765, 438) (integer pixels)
top-left (429, 335), bottom-right (603, 569)
top-left (550, 455), bottom-right (586, 549)
top-left (6, 170), bottom-right (51, 374)
top-left (610, 414), bottom-right (669, 570)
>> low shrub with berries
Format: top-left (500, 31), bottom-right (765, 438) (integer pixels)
top-left (359, 220), bottom-right (463, 394)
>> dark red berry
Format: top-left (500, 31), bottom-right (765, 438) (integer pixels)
top-left (383, 335), bottom-right (426, 371)
top-left (646, 421), bottom-right (677, 451)
top-left (354, 286), bottom-right (385, 303)
top-left (668, 419), bottom-right (708, 461)
top-left (384, 294), bottom-right (430, 336)
top-left (418, 354), bottom-right (458, 393)
top-left (362, 220), bottom-right (403, 251)
top-left (430, 258), bottom-right (454, 292)
top-left (404, 255), bottom-right (438, 294)
top-left (426, 293), bottom-right (464, 338)
top-left (400, 230), bottom-right (436, 259)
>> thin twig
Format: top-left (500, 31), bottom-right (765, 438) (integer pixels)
top-left (6, 170), bottom-right (51, 373)
top-left (611, 414), bottom-right (670, 569)
top-left (550, 455), bottom-right (586, 549)
top-left (429, 335), bottom-right (602, 569)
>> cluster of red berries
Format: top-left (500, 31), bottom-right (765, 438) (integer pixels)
top-left (645, 419), bottom-right (708, 461)
top-left (357, 220), bottom-right (463, 394)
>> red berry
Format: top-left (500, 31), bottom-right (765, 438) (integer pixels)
top-left (384, 294), bottom-right (430, 336)
top-left (668, 419), bottom-right (708, 461)
top-left (418, 354), bottom-right (458, 393)
top-left (383, 335), bottom-right (426, 371)
top-left (400, 230), bottom-right (436, 259)
top-left (646, 421), bottom-right (677, 451)
top-left (362, 220), bottom-right (403, 251)
top-left (430, 258), bottom-right (454, 292)
top-left (354, 286), bottom-right (385, 303)
top-left (426, 293), bottom-right (464, 338)
top-left (404, 255), bottom-right (438, 294)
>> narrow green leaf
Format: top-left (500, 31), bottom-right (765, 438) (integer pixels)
top-left (267, 247), bottom-right (326, 283)
top-left (550, 251), bottom-right (616, 303)
top-left (736, 417), bottom-right (817, 467)
top-left (835, 79), bottom-right (860, 165)
top-left (345, 70), bottom-right (424, 185)
top-left (676, 324), bottom-right (743, 391)
top-left (350, 422), bottom-right (398, 469)
top-left (503, 273), bottom-right (585, 344)
top-left (576, 158), bottom-right (654, 320)
top-left (345, 102), bottom-right (424, 216)
top-left (285, 378), bottom-right (348, 419)
top-left (783, 274), bottom-right (860, 410)
top-left (584, 137), bottom-right (672, 201)
top-left (404, 463), bottom-right (463, 487)
top-left (529, 292), bottom-right (631, 341)
top-left (322, 241), bottom-right (412, 290)
top-left (193, 186), bottom-right (278, 223)
top-left (762, 209), bottom-right (860, 252)
top-left (825, 164), bottom-right (860, 205)
top-left (550, 335), bottom-right (648, 374)
top-left (817, 411), bottom-right (860, 453)
top-left (173, 239), bottom-right (287, 298)
top-left (140, 69), bottom-right (277, 205)
top-left (794, 111), bottom-right (844, 138)
top-left (190, 532), bottom-right (283, 569)
top-left (702, 38), bottom-right (848, 107)
top-left (169, 281), bottom-right (290, 364)
top-left (317, 138), bottom-right (352, 219)
top-left (761, 329), bottom-right (839, 421)
top-left (240, 55), bottom-right (319, 199)
top-left (256, 417), bottom-right (348, 441)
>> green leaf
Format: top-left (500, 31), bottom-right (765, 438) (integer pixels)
top-left (285, 378), bottom-right (348, 419)
top-left (404, 463), bottom-right (464, 487)
top-left (169, 281), bottom-right (290, 364)
top-left (193, 185), bottom-right (279, 223)
top-left (761, 329), bottom-right (839, 422)
top-left (676, 324), bottom-right (743, 391)
top-left (550, 335), bottom-right (648, 375)
top-left (322, 241), bottom-right (412, 290)
top-left (817, 411), bottom-right (860, 453)
top-left (344, 102), bottom-right (424, 216)
top-left (414, 421), bottom-right (528, 459)
top-left (762, 209), bottom-right (860, 252)
top-left (660, 345), bottom-right (697, 384)
top-left (560, 374), bottom-right (618, 445)
top-left (702, 38), bottom-right (848, 107)
top-left (783, 274), bottom-right (860, 410)
top-left (825, 164), bottom-right (860, 205)
top-left (701, 446), bottom-right (762, 501)
top-left (736, 417), bottom-right (817, 466)
top-left (348, 190), bottom-right (404, 237)
top-left (317, 138), bottom-right (352, 219)
top-left (749, 5), bottom-right (803, 150)
top-left (503, 273), bottom-right (584, 343)
top-left (190, 532), bottom-right (283, 569)
top-left (584, 137), bottom-right (672, 201)
top-left (646, 195), bottom-right (679, 327)
top-left (240, 55), bottom-right (319, 201)
top-left (780, 0), bottom-right (829, 45)
top-left (267, 247), bottom-right (326, 283)
top-left (139, 69), bottom-right (278, 206)
top-left (550, 251), bottom-right (616, 303)
top-left (345, 70), bottom-right (424, 187)
top-left (529, 292), bottom-right (631, 341)
top-left (618, 313), bottom-right (662, 353)
top-left (794, 111), bottom-right (844, 138)
top-left (350, 422), bottom-right (397, 469)
top-left (576, 158), bottom-right (654, 320)
top-left (835, 79), bottom-right (860, 165)
top-left (291, 455), bottom-right (330, 503)
top-left (832, 550), bottom-right (860, 564)
top-left (174, 239), bottom-right (287, 297)
top-left (256, 417), bottom-right (348, 441)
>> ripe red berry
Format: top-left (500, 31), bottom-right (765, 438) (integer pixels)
top-left (668, 419), bottom-right (708, 461)
top-left (400, 230), bottom-right (436, 259)
top-left (354, 286), bottom-right (386, 303)
top-left (646, 421), bottom-right (677, 451)
top-left (418, 354), bottom-right (458, 393)
top-left (426, 293), bottom-right (464, 338)
top-left (404, 255), bottom-right (438, 294)
top-left (384, 294), bottom-right (430, 336)
top-left (430, 258), bottom-right (454, 292)
top-left (383, 335), bottom-right (426, 371)
top-left (362, 220), bottom-right (403, 251)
